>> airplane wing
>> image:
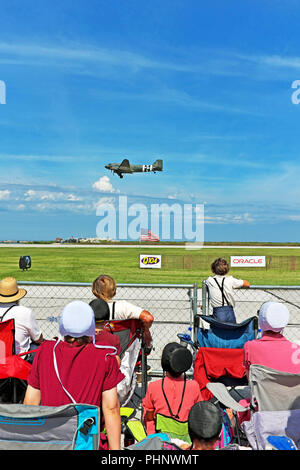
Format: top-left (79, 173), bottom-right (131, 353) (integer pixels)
top-left (119, 158), bottom-right (130, 169)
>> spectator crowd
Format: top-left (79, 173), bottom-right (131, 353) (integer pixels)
top-left (0, 258), bottom-right (299, 451)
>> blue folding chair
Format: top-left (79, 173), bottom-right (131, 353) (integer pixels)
top-left (195, 315), bottom-right (258, 349)
top-left (267, 435), bottom-right (298, 450)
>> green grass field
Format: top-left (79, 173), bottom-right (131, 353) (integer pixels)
top-left (1, 246), bottom-right (300, 286)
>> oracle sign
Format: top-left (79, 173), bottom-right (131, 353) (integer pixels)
top-left (230, 256), bottom-right (266, 267)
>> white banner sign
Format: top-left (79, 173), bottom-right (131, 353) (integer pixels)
top-left (140, 254), bottom-right (162, 269)
top-left (230, 255), bottom-right (266, 267)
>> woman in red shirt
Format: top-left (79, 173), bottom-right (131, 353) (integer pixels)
top-left (23, 301), bottom-right (125, 450)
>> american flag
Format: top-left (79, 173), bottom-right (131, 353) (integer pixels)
top-left (140, 228), bottom-right (160, 242)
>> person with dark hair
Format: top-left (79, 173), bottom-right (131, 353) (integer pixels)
top-left (89, 298), bottom-right (122, 366)
top-left (187, 401), bottom-right (223, 450)
top-left (142, 342), bottom-right (202, 436)
top-left (206, 258), bottom-right (250, 323)
top-left (91, 274), bottom-right (154, 347)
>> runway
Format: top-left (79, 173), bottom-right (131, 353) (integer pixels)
top-left (1, 243), bottom-right (300, 249)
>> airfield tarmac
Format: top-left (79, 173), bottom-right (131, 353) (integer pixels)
top-left (2, 243), bottom-right (300, 249)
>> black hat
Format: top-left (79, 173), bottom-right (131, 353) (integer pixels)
top-left (89, 298), bottom-right (110, 321)
top-left (161, 342), bottom-right (193, 375)
top-left (188, 401), bottom-right (223, 441)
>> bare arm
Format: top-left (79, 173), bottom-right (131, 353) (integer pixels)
top-left (145, 409), bottom-right (155, 424)
top-left (115, 355), bottom-right (121, 368)
top-left (139, 310), bottom-right (154, 348)
top-left (139, 310), bottom-right (154, 327)
top-left (102, 387), bottom-right (121, 450)
top-left (23, 385), bottom-right (41, 405)
top-left (243, 280), bottom-right (250, 288)
top-left (34, 334), bottom-right (44, 344)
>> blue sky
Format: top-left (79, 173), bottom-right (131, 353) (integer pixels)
top-left (0, 0), bottom-right (300, 241)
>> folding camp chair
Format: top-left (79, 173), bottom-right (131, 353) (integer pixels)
top-left (0, 403), bottom-right (101, 450)
top-left (206, 364), bottom-right (300, 449)
top-left (179, 315), bottom-right (258, 402)
top-left (194, 346), bottom-right (248, 401)
top-left (266, 435), bottom-right (298, 451)
top-left (104, 319), bottom-right (148, 406)
top-left (0, 319), bottom-right (32, 403)
top-left (120, 406), bottom-right (148, 446)
top-left (195, 314), bottom-right (258, 349)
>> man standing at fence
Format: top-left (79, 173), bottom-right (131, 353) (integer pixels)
top-left (206, 258), bottom-right (250, 323)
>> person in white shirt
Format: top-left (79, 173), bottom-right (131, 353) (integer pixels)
top-left (91, 274), bottom-right (154, 347)
top-left (0, 277), bottom-right (43, 357)
top-left (206, 258), bottom-right (250, 323)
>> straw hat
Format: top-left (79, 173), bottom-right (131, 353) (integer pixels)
top-left (0, 277), bottom-right (27, 303)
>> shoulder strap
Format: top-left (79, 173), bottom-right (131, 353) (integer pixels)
top-left (213, 277), bottom-right (230, 306)
top-left (112, 301), bottom-right (116, 320)
top-left (161, 374), bottom-right (187, 420)
top-left (53, 339), bottom-right (77, 404)
top-left (53, 339), bottom-right (118, 405)
top-left (0, 305), bottom-right (16, 322)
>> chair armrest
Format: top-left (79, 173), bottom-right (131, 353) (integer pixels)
top-left (206, 382), bottom-right (250, 412)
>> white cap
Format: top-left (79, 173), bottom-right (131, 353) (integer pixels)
top-left (258, 301), bottom-right (289, 333)
top-left (59, 300), bottom-right (95, 338)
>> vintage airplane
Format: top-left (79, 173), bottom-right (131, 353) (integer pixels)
top-left (105, 159), bottom-right (163, 178)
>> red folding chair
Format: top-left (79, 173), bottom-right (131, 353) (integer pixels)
top-left (193, 346), bottom-right (247, 401)
top-left (0, 319), bottom-right (32, 403)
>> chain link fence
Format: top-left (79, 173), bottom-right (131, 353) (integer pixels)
top-left (18, 281), bottom-right (198, 374)
top-left (201, 281), bottom-right (300, 344)
top-left (16, 280), bottom-right (300, 375)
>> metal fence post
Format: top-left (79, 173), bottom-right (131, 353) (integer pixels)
top-left (202, 280), bottom-right (208, 316)
top-left (192, 283), bottom-right (198, 343)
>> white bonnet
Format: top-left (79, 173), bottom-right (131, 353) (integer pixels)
top-left (258, 301), bottom-right (289, 333)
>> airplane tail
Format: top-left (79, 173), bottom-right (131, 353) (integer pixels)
top-left (153, 159), bottom-right (163, 171)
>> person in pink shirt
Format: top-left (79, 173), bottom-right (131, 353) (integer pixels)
top-left (238, 301), bottom-right (300, 424)
top-left (142, 342), bottom-right (202, 435)
top-left (243, 301), bottom-right (300, 375)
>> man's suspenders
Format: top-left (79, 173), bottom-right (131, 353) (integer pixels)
top-left (213, 277), bottom-right (230, 306)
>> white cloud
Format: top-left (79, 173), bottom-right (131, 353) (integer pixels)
top-left (0, 189), bottom-right (10, 200)
top-left (205, 212), bottom-right (255, 225)
top-left (24, 189), bottom-right (82, 202)
top-left (40, 192), bottom-right (82, 202)
top-left (94, 196), bottom-right (117, 210)
top-left (287, 215), bottom-right (300, 222)
top-left (24, 189), bottom-right (37, 200)
top-left (92, 176), bottom-right (120, 193)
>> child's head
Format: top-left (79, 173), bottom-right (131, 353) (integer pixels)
top-left (89, 298), bottom-right (110, 329)
top-left (211, 258), bottom-right (230, 276)
top-left (188, 401), bottom-right (223, 447)
top-left (92, 274), bottom-right (116, 301)
top-left (161, 342), bottom-right (193, 378)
